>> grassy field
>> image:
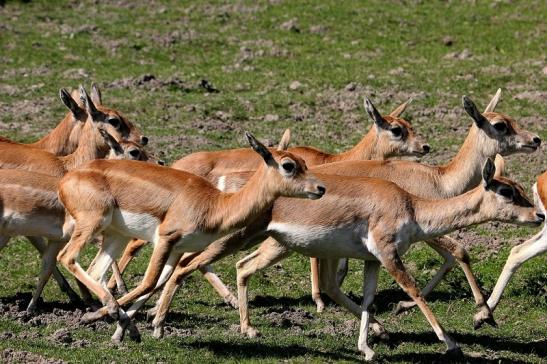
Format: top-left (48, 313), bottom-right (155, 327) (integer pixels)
top-left (0, 0), bottom-right (546, 362)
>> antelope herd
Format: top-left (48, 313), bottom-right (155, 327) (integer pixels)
top-left (0, 85), bottom-right (544, 360)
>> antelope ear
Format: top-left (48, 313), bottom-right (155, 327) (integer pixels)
top-left (364, 97), bottom-right (390, 130)
top-left (91, 83), bottom-right (102, 105)
top-left (462, 95), bottom-right (488, 129)
top-left (245, 131), bottom-right (274, 165)
top-left (277, 129), bottom-right (291, 151)
top-left (494, 154), bottom-right (505, 178)
top-left (389, 98), bottom-right (412, 118)
top-left (482, 158), bottom-right (496, 186)
top-left (80, 85), bottom-right (103, 122)
top-left (99, 129), bottom-right (123, 156)
top-left (484, 88), bottom-right (501, 113)
top-left (59, 88), bottom-right (84, 119)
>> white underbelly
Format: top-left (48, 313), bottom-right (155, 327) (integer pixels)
top-left (173, 230), bottom-right (225, 253)
top-left (1, 210), bottom-right (64, 240)
top-left (110, 209), bottom-right (160, 242)
top-left (267, 222), bottom-right (376, 259)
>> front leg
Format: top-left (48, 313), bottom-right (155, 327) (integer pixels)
top-left (396, 236), bottom-right (496, 329)
top-left (357, 260), bottom-right (380, 361)
top-left (237, 238), bottom-right (292, 338)
top-left (372, 236), bottom-right (462, 358)
top-left (487, 228), bottom-right (546, 311)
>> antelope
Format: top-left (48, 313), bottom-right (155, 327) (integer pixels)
top-left (107, 98), bottom-right (430, 307)
top-left (0, 86), bottom-right (146, 177)
top-left (486, 171), bottom-right (547, 312)
top-left (0, 86), bottom-right (149, 310)
top-left (150, 157), bottom-right (542, 360)
top-left (143, 94), bottom-right (541, 339)
top-left (0, 84), bottom-right (147, 156)
top-left (56, 131), bottom-right (325, 343)
top-left (0, 136), bottom-right (157, 312)
top-left (171, 98), bottom-right (429, 177)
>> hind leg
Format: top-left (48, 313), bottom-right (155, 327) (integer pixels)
top-left (27, 236), bottom-right (81, 306)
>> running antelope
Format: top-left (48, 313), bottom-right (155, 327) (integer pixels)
top-left (0, 84), bottom-right (147, 155)
top-left (56, 131), bottom-right (325, 343)
top-left (0, 86), bottom-right (148, 309)
top-left (107, 98), bottom-right (429, 306)
top-left (142, 94), bottom-right (541, 338)
top-left (0, 136), bottom-right (156, 312)
top-left (148, 158), bottom-right (541, 360)
top-left (486, 170), bottom-right (547, 312)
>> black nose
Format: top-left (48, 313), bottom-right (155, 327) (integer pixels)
top-left (317, 185), bottom-right (326, 195)
top-left (141, 136), bottom-right (149, 146)
top-left (158, 160), bottom-right (165, 166)
top-left (533, 136), bottom-right (541, 146)
top-left (537, 213), bottom-right (545, 221)
top-left (422, 144), bottom-right (430, 153)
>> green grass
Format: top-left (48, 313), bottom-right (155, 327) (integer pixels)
top-left (0, 0), bottom-right (546, 362)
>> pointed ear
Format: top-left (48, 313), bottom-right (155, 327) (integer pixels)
top-left (245, 131), bottom-right (274, 165)
top-left (389, 98), bottom-right (412, 118)
top-left (59, 88), bottom-right (84, 119)
top-left (364, 97), bottom-right (390, 130)
top-left (493, 154), bottom-right (505, 178)
top-left (462, 96), bottom-right (488, 129)
top-left (277, 129), bottom-right (291, 151)
top-left (91, 83), bottom-right (102, 105)
top-left (99, 129), bottom-right (123, 156)
top-left (482, 158), bottom-right (496, 186)
top-left (484, 88), bottom-right (501, 113)
top-left (80, 85), bottom-right (103, 121)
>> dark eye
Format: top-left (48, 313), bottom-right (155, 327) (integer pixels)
top-left (391, 127), bottom-right (402, 138)
top-left (498, 188), bottom-right (513, 198)
top-left (494, 123), bottom-right (507, 133)
top-left (282, 161), bottom-right (295, 173)
top-left (129, 149), bottom-right (140, 158)
top-left (108, 118), bottom-right (120, 128)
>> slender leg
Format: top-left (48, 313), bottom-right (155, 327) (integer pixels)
top-left (150, 229), bottom-right (267, 336)
top-left (319, 258), bottom-right (388, 339)
top-left (57, 210), bottom-right (126, 325)
top-left (27, 240), bottom-right (65, 313)
top-left (200, 265), bottom-right (238, 309)
top-left (335, 258), bottom-right (349, 287)
top-left (150, 251), bottom-right (203, 338)
top-left (110, 261), bottom-right (128, 296)
top-left (107, 238), bottom-right (148, 291)
top-left (487, 228), bottom-right (546, 311)
top-left (27, 236), bottom-right (81, 304)
top-left (396, 236), bottom-right (496, 328)
top-left (237, 238), bottom-right (292, 338)
top-left (357, 260), bottom-right (380, 361)
top-left (111, 250), bottom-right (183, 343)
top-left (309, 257), bottom-right (325, 312)
top-left (373, 237), bottom-right (461, 357)
top-left (0, 235), bottom-right (8, 250)
top-left (83, 228), bottom-right (182, 344)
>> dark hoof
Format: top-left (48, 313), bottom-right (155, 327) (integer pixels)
top-left (445, 347), bottom-right (464, 359)
top-left (474, 315), bottom-right (498, 330)
top-left (128, 324), bottom-right (141, 343)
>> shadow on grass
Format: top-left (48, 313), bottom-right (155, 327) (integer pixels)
top-left (179, 338), bottom-right (360, 362)
top-left (375, 330), bottom-right (546, 359)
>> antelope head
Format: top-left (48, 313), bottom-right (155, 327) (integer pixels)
top-left (100, 129), bottom-right (164, 165)
top-left (245, 130), bottom-right (326, 200)
top-left (480, 158), bottom-right (544, 226)
top-left (462, 93), bottom-right (541, 157)
top-left (364, 97), bottom-right (430, 158)
top-left (77, 83), bottom-right (148, 146)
